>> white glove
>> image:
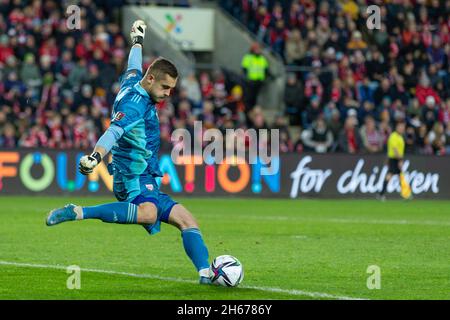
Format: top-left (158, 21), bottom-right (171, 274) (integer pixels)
top-left (130, 20), bottom-right (147, 45)
top-left (79, 152), bottom-right (101, 175)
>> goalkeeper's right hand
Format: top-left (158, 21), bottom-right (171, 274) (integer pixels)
top-left (79, 152), bottom-right (102, 175)
top-left (130, 20), bottom-right (147, 46)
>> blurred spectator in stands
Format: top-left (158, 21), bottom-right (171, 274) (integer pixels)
top-left (284, 73), bottom-right (303, 126)
top-left (0, 35), bottom-right (14, 64)
top-left (373, 78), bottom-right (393, 108)
top-left (19, 53), bottom-right (41, 91)
top-left (422, 95), bottom-right (439, 130)
top-left (285, 28), bottom-right (306, 65)
top-left (404, 126), bottom-right (417, 154)
top-left (302, 95), bottom-right (322, 129)
top-left (304, 72), bottom-right (323, 101)
top-left (272, 115), bottom-right (293, 153)
top-left (338, 110), bottom-right (362, 154)
top-left (0, 123), bottom-right (17, 148)
top-left (301, 117), bottom-right (334, 153)
top-left (365, 49), bottom-right (387, 82)
top-left (199, 99), bottom-right (216, 129)
top-left (241, 42), bottom-right (269, 109)
top-left (416, 72), bottom-right (440, 106)
top-left (222, 85), bottom-right (246, 124)
top-left (347, 31), bottom-right (367, 52)
top-left (416, 124), bottom-right (433, 155)
top-left (248, 106), bottom-right (269, 130)
top-left (211, 69), bottom-right (227, 108)
top-left (180, 71), bottom-right (202, 112)
top-left (279, 129), bottom-right (294, 153)
top-left (340, 0), bottom-right (359, 20)
top-left (391, 75), bottom-right (409, 106)
top-left (358, 77), bottom-right (375, 104)
top-left (272, 114), bottom-right (290, 136)
top-left (255, 4), bottom-right (271, 43)
top-left (199, 72), bottom-right (214, 100)
top-left (270, 18), bottom-right (289, 58)
top-left (358, 101), bottom-right (376, 123)
top-left (428, 122), bottom-right (447, 155)
top-left (18, 124), bottom-right (48, 148)
top-left (359, 115), bottom-right (383, 153)
top-left (428, 36), bottom-right (446, 68)
top-left (325, 108), bottom-right (341, 141)
top-left (438, 99), bottom-right (450, 129)
top-left (68, 58), bottom-right (88, 92)
top-left (350, 50), bottom-right (366, 82)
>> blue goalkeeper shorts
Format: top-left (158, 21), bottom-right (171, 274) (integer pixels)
top-left (111, 169), bottom-right (177, 235)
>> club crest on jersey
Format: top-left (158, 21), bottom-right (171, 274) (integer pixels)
top-left (126, 72), bottom-right (137, 79)
top-left (145, 184), bottom-right (154, 191)
top-left (112, 111), bottom-right (125, 121)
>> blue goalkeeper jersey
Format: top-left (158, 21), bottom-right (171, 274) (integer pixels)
top-left (109, 69), bottom-right (162, 177)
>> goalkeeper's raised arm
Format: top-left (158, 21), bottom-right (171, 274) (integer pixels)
top-left (126, 20), bottom-right (147, 74)
top-left (79, 20), bottom-right (147, 175)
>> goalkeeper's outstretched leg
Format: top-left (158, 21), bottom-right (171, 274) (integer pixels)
top-left (46, 200), bottom-right (211, 284)
top-left (166, 204), bottom-right (211, 284)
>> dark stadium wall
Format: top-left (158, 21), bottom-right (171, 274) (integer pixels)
top-left (0, 150), bottom-right (449, 199)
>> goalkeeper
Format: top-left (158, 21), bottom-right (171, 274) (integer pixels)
top-left (46, 21), bottom-right (211, 284)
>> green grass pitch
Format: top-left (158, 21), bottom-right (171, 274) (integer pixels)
top-left (0, 196), bottom-right (449, 300)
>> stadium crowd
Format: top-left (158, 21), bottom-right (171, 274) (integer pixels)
top-left (0, 0), bottom-right (449, 156)
top-left (222, 0), bottom-right (450, 155)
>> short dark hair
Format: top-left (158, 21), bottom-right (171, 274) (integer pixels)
top-left (147, 57), bottom-right (178, 80)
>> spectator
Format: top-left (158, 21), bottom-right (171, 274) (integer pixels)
top-left (248, 106), bottom-right (269, 130)
top-left (302, 95), bottom-right (322, 128)
top-left (304, 73), bottom-right (323, 100)
top-left (301, 118), bottom-right (334, 153)
top-left (347, 31), bottom-right (367, 52)
top-left (269, 19), bottom-right (288, 58)
top-left (427, 122), bottom-right (447, 155)
top-left (416, 73), bottom-right (440, 106)
top-left (222, 85), bottom-right (246, 124)
top-left (180, 71), bottom-right (202, 111)
top-left (199, 72), bottom-right (214, 99)
top-left (0, 123), bottom-right (17, 148)
top-left (422, 95), bottom-right (439, 130)
top-left (404, 126), bottom-right (417, 154)
top-left (373, 78), bottom-right (393, 108)
top-left (284, 73), bottom-right (304, 126)
top-left (341, 0), bottom-right (359, 20)
top-left (19, 53), bottom-right (41, 89)
top-left (359, 116), bottom-right (383, 153)
top-left (67, 58), bottom-right (88, 91)
top-left (285, 28), bottom-right (306, 65)
top-left (279, 129), bottom-right (294, 153)
top-left (338, 112), bottom-right (362, 154)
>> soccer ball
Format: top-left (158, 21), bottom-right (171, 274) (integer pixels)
top-left (209, 255), bottom-right (244, 287)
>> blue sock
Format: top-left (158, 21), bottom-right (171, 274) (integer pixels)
top-left (82, 202), bottom-right (138, 224)
top-left (182, 228), bottom-right (210, 272)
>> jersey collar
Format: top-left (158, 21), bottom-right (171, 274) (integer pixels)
top-left (134, 82), bottom-right (150, 99)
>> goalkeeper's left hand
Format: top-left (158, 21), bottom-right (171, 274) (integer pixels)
top-left (130, 20), bottom-right (147, 46)
top-left (79, 152), bottom-right (102, 175)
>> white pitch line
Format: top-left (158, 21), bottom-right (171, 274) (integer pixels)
top-left (0, 260), bottom-right (366, 300)
top-left (241, 216), bottom-right (450, 226)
